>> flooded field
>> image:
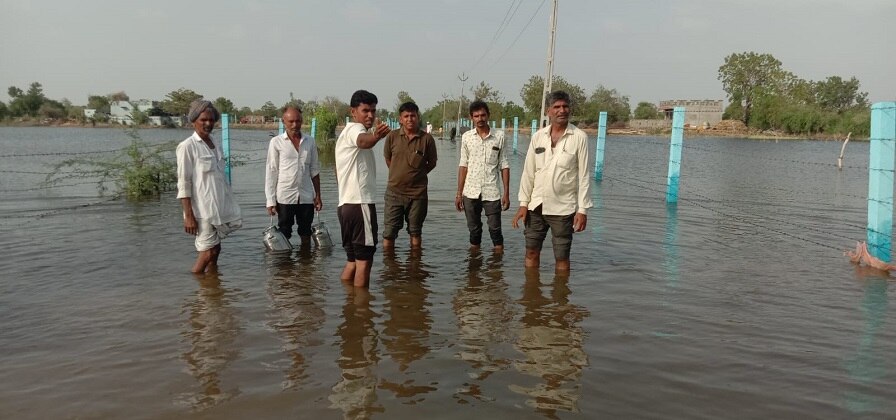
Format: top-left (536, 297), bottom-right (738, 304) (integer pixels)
top-left (0, 126), bottom-right (894, 419)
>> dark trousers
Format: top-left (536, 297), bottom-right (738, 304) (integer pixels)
top-left (463, 196), bottom-right (503, 246)
top-left (277, 203), bottom-right (314, 239)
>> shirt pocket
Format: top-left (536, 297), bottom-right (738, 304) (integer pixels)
top-left (198, 155), bottom-right (215, 172)
top-left (407, 149), bottom-right (424, 169)
top-left (556, 150), bottom-right (577, 170)
top-left (486, 146), bottom-right (500, 166)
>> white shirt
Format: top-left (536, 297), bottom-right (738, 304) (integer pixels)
top-left (518, 124), bottom-right (593, 215)
top-left (335, 122), bottom-right (377, 206)
top-left (176, 132), bottom-right (242, 225)
top-left (264, 132), bottom-right (320, 207)
top-left (459, 128), bottom-right (509, 201)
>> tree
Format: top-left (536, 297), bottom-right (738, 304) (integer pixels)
top-left (502, 101), bottom-right (526, 121)
top-left (472, 81), bottom-right (502, 102)
top-left (8, 86), bottom-right (23, 99)
top-left (814, 76), bottom-right (868, 113)
top-left (258, 101), bottom-right (279, 119)
top-left (320, 96), bottom-right (349, 119)
top-left (0, 101), bottom-right (7, 120)
top-left (395, 91), bottom-right (415, 113)
top-left (108, 91), bottom-right (130, 102)
top-left (633, 102), bottom-right (660, 119)
top-left (583, 85), bottom-right (631, 124)
top-left (38, 100), bottom-right (66, 120)
top-left (87, 95), bottom-right (111, 113)
top-left (718, 52), bottom-right (789, 125)
top-left (213, 97), bottom-right (236, 116)
top-left (160, 88), bottom-right (202, 116)
top-left (519, 75), bottom-right (586, 120)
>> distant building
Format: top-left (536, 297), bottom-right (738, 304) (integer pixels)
top-left (109, 100), bottom-right (134, 125)
top-left (658, 99), bottom-right (723, 127)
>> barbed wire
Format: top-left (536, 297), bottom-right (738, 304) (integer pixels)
top-left (601, 173), bottom-right (857, 252)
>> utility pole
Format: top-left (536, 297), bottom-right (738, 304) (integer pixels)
top-left (441, 93), bottom-right (448, 139)
top-left (538, 0), bottom-right (559, 128)
top-left (456, 73), bottom-right (468, 137)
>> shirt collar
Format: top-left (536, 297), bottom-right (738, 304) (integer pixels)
top-left (191, 131), bottom-right (214, 143)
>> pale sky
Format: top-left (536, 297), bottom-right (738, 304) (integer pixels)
top-left (1, 0), bottom-right (893, 111)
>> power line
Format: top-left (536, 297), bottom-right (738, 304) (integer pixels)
top-left (468, 0), bottom-right (523, 73)
top-left (489, 0), bottom-right (548, 70)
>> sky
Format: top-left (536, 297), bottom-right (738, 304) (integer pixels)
top-left (1, 0), bottom-right (894, 111)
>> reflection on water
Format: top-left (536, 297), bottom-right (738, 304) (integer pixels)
top-left (511, 270), bottom-right (589, 417)
top-left (378, 248), bottom-right (437, 401)
top-left (265, 248), bottom-right (327, 390)
top-left (844, 277), bottom-right (889, 413)
top-left (329, 286), bottom-right (384, 418)
top-left (453, 251), bottom-right (515, 403)
top-left (179, 272), bottom-right (242, 410)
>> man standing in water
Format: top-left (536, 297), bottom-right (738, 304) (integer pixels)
top-left (382, 102), bottom-right (438, 250)
top-left (455, 100), bottom-right (510, 252)
top-left (335, 90), bottom-right (391, 287)
top-left (511, 91), bottom-right (592, 271)
top-left (176, 99), bottom-right (243, 273)
top-left (265, 105), bottom-right (322, 248)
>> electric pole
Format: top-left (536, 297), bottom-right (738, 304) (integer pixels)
top-left (441, 93), bottom-right (448, 139)
top-left (538, 0), bottom-right (559, 128)
top-left (456, 73), bottom-right (468, 137)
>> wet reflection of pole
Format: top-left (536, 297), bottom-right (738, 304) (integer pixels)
top-left (329, 286), bottom-right (383, 418)
top-left (180, 272), bottom-right (242, 410)
top-left (844, 278), bottom-right (888, 414)
top-left (510, 270), bottom-right (590, 417)
top-left (378, 248), bottom-right (437, 400)
top-left (654, 204), bottom-right (681, 338)
top-left (265, 248), bottom-right (327, 390)
top-left (453, 250), bottom-right (515, 403)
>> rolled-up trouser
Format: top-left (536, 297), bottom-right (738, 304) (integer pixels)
top-left (523, 205), bottom-right (574, 261)
top-left (195, 218), bottom-right (242, 251)
top-left (462, 196), bottom-right (503, 246)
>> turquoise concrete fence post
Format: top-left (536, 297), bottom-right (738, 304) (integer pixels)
top-left (501, 118), bottom-right (505, 132)
top-left (222, 113), bottom-right (231, 185)
top-left (866, 102), bottom-right (896, 261)
top-left (666, 107), bottom-right (685, 203)
top-left (531, 119), bottom-right (537, 135)
top-left (311, 117), bottom-right (317, 140)
top-left (594, 111), bottom-right (607, 181)
top-left (491, 120), bottom-right (495, 129)
top-left (513, 117), bottom-right (519, 154)
top-left (278, 118), bottom-right (284, 135)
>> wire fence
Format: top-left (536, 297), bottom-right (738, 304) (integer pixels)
top-left (0, 129), bottom-right (882, 253)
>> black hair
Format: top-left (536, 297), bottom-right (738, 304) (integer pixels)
top-left (398, 101), bottom-right (419, 114)
top-left (350, 90), bottom-right (378, 108)
top-left (468, 100), bottom-right (490, 117)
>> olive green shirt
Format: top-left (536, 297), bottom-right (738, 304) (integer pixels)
top-left (383, 129), bottom-right (438, 199)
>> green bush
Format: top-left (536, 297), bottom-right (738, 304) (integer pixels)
top-left (45, 128), bottom-right (177, 200)
top-left (314, 108), bottom-right (339, 141)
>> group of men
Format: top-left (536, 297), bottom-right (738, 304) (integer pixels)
top-left (175, 90), bottom-right (593, 285)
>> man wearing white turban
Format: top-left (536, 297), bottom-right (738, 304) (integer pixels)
top-left (176, 99), bottom-right (242, 273)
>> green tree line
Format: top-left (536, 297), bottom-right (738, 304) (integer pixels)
top-left (4, 57), bottom-right (875, 137)
top-left (719, 51), bottom-right (871, 136)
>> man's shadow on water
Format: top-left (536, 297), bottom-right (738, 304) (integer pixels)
top-left (453, 250), bottom-right (516, 404)
top-left (179, 271), bottom-right (242, 411)
top-left (377, 248), bottom-right (437, 402)
top-left (264, 246), bottom-right (328, 390)
top-left (509, 269), bottom-right (590, 418)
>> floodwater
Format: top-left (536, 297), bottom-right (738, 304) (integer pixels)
top-left (1, 126), bottom-right (894, 419)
